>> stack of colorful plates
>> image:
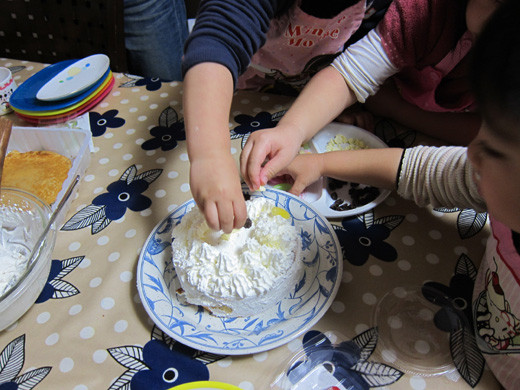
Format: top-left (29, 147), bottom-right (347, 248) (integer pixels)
top-left (10, 54), bottom-right (114, 125)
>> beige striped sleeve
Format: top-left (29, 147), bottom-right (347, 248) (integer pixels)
top-left (397, 145), bottom-right (486, 212)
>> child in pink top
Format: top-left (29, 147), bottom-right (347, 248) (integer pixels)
top-left (238, 0), bottom-right (367, 92)
top-left (241, 0), bottom-right (499, 193)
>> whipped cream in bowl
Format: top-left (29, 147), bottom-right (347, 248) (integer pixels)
top-left (0, 188), bottom-right (56, 330)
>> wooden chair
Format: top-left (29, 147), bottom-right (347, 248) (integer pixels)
top-left (0, 0), bottom-right (128, 73)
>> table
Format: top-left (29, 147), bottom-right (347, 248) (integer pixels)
top-left (0, 58), bottom-right (502, 390)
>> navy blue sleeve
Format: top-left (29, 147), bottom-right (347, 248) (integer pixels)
top-left (182, 0), bottom-right (288, 86)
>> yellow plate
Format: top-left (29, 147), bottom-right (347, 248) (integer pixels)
top-left (169, 381), bottom-right (243, 390)
top-left (11, 71), bottom-right (112, 116)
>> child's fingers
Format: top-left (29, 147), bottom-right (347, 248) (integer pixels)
top-left (232, 197), bottom-right (248, 230)
top-left (240, 138), bottom-right (265, 190)
top-left (202, 201), bottom-right (220, 232)
top-left (288, 178), bottom-right (308, 197)
top-left (258, 151), bottom-right (294, 186)
top-left (240, 141), bottom-right (253, 188)
top-left (216, 199), bottom-right (235, 234)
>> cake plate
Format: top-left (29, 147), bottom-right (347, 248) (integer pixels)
top-left (136, 188), bottom-right (343, 355)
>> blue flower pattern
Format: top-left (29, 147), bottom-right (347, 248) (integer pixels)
top-left (120, 74), bottom-right (167, 91)
top-left (89, 109), bottom-right (125, 137)
top-left (421, 254), bottom-right (485, 387)
top-left (134, 77), bottom-right (163, 91)
top-left (333, 211), bottom-right (402, 266)
top-left (92, 179), bottom-right (151, 220)
top-left (130, 340), bottom-right (208, 389)
top-left (141, 107), bottom-right (186, 151)
top-left (141, 122), bottom-right (185, 151)
top-left (231, 111), bottom-right (286, 148)
top-left (61, 165), bottom-right (162, 234)
top-left (36, 257), bottom-right (84, 303)
top-left (108, 327), bottom-right (223, 389)
top-left (232, 112), bottom-right (277, 135)
top-left (423, 275), bottom-right (474, 333)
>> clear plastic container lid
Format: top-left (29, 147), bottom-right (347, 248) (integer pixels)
top-left (372, 286), bottom-right (458, 377)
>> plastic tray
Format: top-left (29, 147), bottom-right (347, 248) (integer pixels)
top-left (8, 126), bottom-right (92, 227)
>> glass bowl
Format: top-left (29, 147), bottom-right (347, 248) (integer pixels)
top-left (0, 188), bottom-right (57, 331)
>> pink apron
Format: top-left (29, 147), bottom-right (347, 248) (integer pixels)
top-left (395, 31), bottom-right (474, 112)
top-left (237, 0), bottom-right (366, 92)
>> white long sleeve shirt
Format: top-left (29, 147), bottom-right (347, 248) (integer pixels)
top-left (398, 146), bottom-right (520, 389)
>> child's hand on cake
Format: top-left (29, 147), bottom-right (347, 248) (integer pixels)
top-left (189, 152), bottom-right (248, 233)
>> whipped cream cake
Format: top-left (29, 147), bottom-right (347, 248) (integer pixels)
top-left (171, 197), bottom-right (303, 317)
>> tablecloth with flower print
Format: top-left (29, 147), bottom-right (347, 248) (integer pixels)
top-left (0, 58), bottom-right (503, 390)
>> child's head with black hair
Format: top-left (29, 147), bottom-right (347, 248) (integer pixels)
top-left (468, 0), bottom-right (520, 232)
top-left (470, 0), bottom-right (519, 140)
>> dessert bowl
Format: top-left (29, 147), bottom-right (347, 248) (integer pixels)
top-left (0, 188), bottom-right (57, 331)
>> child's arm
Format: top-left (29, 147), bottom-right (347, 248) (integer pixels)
top-left (241, 29), bottom-right (398, 191)
top-left (183, 63), bottom-right (248, 233)
top-left (181, 0), bottom-right (282, 232)
top-left (241, 66), bottom-right (358, 191)
top-left (282, 148), bottom-right (404, 196)
top-left (282, 145), bottom-right (486, 212)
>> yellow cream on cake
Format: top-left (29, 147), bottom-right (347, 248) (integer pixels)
top-left (171, 197), bottom-right (302, 317)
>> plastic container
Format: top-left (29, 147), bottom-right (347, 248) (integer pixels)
top-left (7, 126), bottom-right (92, 227)
top-left (0, 188), bottom-right (57, 331)
top-left (372, 286), bottom-right (457, 377)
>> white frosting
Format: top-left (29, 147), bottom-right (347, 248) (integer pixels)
top-left (0, 225), bottom-right (32, 298)
top-left (171, 197), bottom-right (302, 317)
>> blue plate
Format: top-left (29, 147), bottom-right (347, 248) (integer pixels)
top-left (10, 59), bottom-right (110, 112)
top-left (136, 188), bottom-right (343, 355)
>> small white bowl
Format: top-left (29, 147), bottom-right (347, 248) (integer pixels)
top-left (0, 188), bottom-right (57, 331)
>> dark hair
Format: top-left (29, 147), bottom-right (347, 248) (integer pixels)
top-left (471, 0), bottom-right (520, 140)
top-left (275, 0), bottom-right (362, 18)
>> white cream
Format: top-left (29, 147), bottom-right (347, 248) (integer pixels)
top-left (0, 226), bottom-right (31, 297)
top-left (171, 197), bottom-right (302, 317)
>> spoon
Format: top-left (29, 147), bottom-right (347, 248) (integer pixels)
top-left (0, 117), bottom-right (13, 187)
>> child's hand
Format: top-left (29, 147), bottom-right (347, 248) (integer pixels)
top-left (189, 153), bottom-right (248, 234)
top-left (240, 124), bottom-right (304, 191)
top-left (280, 154), bottom-right (323, 197)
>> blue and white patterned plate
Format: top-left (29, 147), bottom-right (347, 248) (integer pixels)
top-left (136, 188), bottom-right (342, 355)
